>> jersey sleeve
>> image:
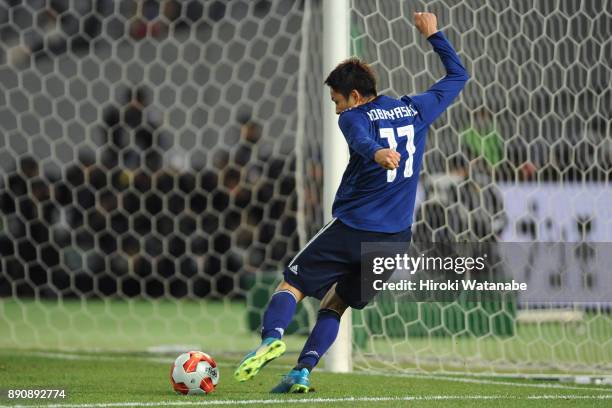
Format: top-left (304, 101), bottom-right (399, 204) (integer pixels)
top-left (338, 110), bottom-right (383, 161)
top-left (401, 31), bottom-right (469, 126)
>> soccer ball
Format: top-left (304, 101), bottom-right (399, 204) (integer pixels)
top-left (170, 351), bottom-right (219, 395)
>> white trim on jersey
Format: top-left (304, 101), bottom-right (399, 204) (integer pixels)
top-left (287, 217), bottom-right (338, 268)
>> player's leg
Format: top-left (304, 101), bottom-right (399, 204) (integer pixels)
top-left (234, 281), bottom-right (304, 382)
top-left (270, 283), bottom-right (348, 393)
top-left (270, 222), bottom-right (412, 393)
top-left (261, 281), bottom-right (305, 340)
top-left (294, 283), bottom-right (348, 372)
top-left (256, 216), bottom-right (341, 337)
top-left (239, 217), bottom-right (347, 388)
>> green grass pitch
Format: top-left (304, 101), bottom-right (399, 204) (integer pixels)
top-left (1, 300), bottom-right (611, 407)
top-left (0, 349), bottom-right (611, 407)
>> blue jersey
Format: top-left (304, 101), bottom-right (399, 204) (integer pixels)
top-left (332, 32), bottom-right (469, 233)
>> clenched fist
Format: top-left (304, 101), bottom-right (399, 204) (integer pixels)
top-left (375, 148), bottom-right (401, 170)
top-left (414, 12), bottom-right (438, 38)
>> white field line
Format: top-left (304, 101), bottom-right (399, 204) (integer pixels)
top-left (27, 351), bottom-right (612, 394)
top-left (29, 352), bottom-right (171, 365)
top-left (2, 394), bottom-right (612, 408)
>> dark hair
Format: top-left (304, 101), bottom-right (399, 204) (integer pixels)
top-left (324, 57), bottom-right (377, 99)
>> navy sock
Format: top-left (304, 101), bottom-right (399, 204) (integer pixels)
top-left (295, 309), bottom-right (341, 371)
top-left (261, 290), bottom-right (297, 340)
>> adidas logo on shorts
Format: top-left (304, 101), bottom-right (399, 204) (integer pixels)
top-left (289, 264), bottom-right (299, 274)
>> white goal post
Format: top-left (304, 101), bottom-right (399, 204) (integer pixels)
top-left (322, 0), bottom-right (352, 373)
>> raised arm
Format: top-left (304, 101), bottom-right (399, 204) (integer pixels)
top-left (403, 12), bottom-right (469, 126)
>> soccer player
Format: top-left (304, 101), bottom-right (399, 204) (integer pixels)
top-left (234, 12), bottom-right (468, 393)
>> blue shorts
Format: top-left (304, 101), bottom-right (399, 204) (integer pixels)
top-left (283, 218), bottom-right (412, 309)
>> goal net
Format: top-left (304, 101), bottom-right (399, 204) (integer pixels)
top-left (349, 0), bottom-right (612, 377)
top-left (1, 0), bottom-right (611, 378)
top-left (0, 0), bottom-right (323, 354)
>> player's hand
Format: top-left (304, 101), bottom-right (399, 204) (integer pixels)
top-left (374, 148), bottom-right (401, 170)
top-left (414, 12), bottom-right (438, 38)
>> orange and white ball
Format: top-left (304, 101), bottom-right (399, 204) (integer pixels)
top-left (170, 351), bottom-right (219, 395)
